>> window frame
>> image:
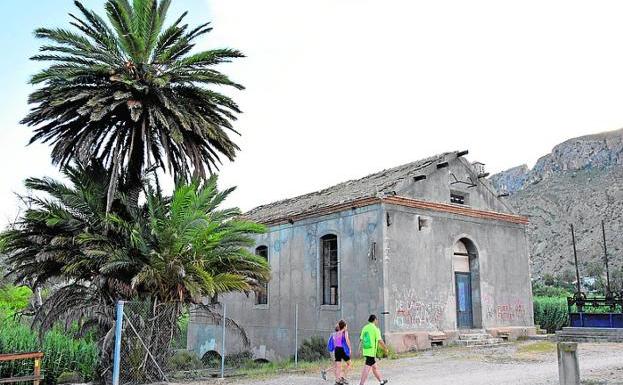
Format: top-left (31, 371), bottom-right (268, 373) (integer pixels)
top-left (254, 245), bottom-right (269, 307)
top-left (320, 234), bottom-right (339, 307)
top-left (450, 190), bottom-right (469, 205)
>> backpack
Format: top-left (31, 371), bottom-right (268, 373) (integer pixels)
top-left (328, 331), bottom-right (351, 356)
top-left (327, 333), bottom-right (336, 352)
top-left (342, 333), bottom-right (351, 357)
top-left (362, 329), bottom-right (373, 349)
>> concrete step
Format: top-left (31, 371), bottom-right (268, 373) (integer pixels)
top-left (527, 334), bottom-right (555, 341)
top-left (458, 333), bottom-right (490, 341)
top-left (558, 333), bottom-right (623, 339)
top-left (556, 327), bottom-right (623, 343)
top-left (454, 337), bottom-right (504, 346)
top-left (558, 332), bottom-right (623, 337)
top-left (560, 327), bottom-right (623, 335)
top-left (556, 336), bottom-right (623, 343)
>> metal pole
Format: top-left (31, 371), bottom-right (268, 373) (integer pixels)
top-left (294, 304), bottom-right (299, 368)
top-left (220, 304), bottom-right (226, 379)
top-left (112, 300), bottom-right (124, 385)
top-left (602, 221), bottom-right (611, 293)
top-left (571, 225), bottom-right (582, 295)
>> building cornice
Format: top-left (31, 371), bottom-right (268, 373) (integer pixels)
top-left (382, 196), bottom-right (529, 225)
top-left (255, 195), bottom-right (528, 226)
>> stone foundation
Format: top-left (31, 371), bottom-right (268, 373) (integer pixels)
top-left (486, 326), bottom-right (536, 340)
top-left (384, 331), bottom-right (434, 352)
top-left (386, 326), bottom-right (536, 352)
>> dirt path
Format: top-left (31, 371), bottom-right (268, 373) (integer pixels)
top-left (206, 342), bottom-right (623, 385)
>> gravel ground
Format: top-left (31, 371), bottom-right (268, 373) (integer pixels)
top-left (187, 342), bottom-right (623, 385)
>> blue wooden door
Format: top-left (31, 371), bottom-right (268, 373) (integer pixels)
top-left (455, 272), bottom-right (473, 329)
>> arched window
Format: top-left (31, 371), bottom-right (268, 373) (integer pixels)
top-left (320, 235), bottom-right (338, 305)
top-left (255, 246), bottom-right (269, 305)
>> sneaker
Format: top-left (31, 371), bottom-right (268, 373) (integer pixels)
top-left (340, 377), bottom-right (349, 384)
top-left (380, 380), bottom-right (388, 385)
top-left (321, 370), bottom-right (327, 380)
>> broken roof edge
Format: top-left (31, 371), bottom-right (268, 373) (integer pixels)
top-left (243, 151), bottom-right (459, 223)
top-left (244, 195), bottom-right (529, 227)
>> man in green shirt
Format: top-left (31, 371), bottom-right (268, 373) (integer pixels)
top-left (359, 314), bottom-right (388, 385)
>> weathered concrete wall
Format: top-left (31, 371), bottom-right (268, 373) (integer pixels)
top-left (188, 205), bottom-right (385, 360)
top-left (383, 201), bottom-right (534, 350)
top-left (397, 156), bottom-right (514, 214)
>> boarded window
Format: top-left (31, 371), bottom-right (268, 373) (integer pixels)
top-left (450, 192), bottom-right (467, 205)
top-left (255, 246), bottom-right (269, 305)
top-left (453, 240), bottom-right (470, 273)
top-left (321, 235), bottom-right (339, 305)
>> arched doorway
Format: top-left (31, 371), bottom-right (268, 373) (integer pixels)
top-left (453, 238), bottom-right (482, 329)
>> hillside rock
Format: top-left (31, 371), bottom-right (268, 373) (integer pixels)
top-left (490, 128), bottom-right (623, 279)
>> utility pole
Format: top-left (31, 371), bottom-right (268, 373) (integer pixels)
top-left (602, 221), bottom-right (611, 294)
top-left (571, 225), bottom-right (582, 295)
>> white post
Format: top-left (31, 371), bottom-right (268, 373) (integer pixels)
top-left (112, 301), bottom-right (124, 385)
top-left (220, 304), bottom-right (226, 379)
top-left (294, 304), bottom-right (299, 368)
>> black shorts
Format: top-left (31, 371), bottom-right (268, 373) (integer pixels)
top-left (334, 347), bottom-right (350, 362)
top-left (364, 356), bottom-right (376, 366)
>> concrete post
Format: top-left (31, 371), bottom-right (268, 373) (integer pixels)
top-left (557, 342), bottom-right (580, 385)
top-left (220, 304), bottom-right (226, 379)
top-left (112, 300), bottom-right (124, 385)
top-left (294, 304), bottom-right (299, 368)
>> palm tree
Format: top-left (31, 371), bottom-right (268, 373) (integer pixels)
top-left (0, 161), bottom-right (142, 334)
top-left (22, 0), bottom-right (245, 206)
top-left (0, 164), bottom-right (268, 338)
top-left (1, 163), bottom-right (269, 380)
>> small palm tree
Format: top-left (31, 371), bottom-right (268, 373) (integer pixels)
top-left (130, 176), bottom-right (270, 304)
top-left (22, 0), bottom-right (245, 204)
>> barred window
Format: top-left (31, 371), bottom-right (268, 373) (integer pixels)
top-left (255, 246), bottom-right (268, 305)
top-left (451, 192), bottom-right (466, 205)
top-left (321, 235), bottom-right (338, 305)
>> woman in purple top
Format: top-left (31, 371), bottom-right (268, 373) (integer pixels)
top-left (333, 320), bottom-right (352, 384)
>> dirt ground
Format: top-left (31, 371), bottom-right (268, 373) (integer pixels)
top-left (189, 341), bottom-right (623, 385)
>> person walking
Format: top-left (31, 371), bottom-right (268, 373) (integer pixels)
top-left (359, 314), bottom-right (388, 385)
top-left (333, 320), bottom-right (352, 384)
top-left (323, 320), bottom-right (352, 384)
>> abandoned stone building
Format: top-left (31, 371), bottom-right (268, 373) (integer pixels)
top-left (187, 151), bottom-right (535, 360)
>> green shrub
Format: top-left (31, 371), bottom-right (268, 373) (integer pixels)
top-left (173, 311), bottom-right (189, 349)
top-left (297, 336), bottom-right (329, 362)
top-left (533, 296), bottom-right (569, 333)
top-left (0, 285), bottom-right (32, 314)
top-left (532, 283), bottom-right (572, 298)
top-left (56, 371), bottom-right (83, 384)
top-left (168, 350), bottom-right (203, 371)
top-left (225, 351), bottom-right (253, 368)
top-left (0, 316), bottom-right (98, 385)
top-left (42, 329), bottom-right (98, 384)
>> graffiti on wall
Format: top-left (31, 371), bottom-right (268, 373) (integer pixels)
top-left (393, 289), bottom-right (445, 330)
top-left (483, 294), bottom-right (527, 322)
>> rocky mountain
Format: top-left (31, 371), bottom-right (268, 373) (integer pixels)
top-left (490, 129), bottom-right (623, 280)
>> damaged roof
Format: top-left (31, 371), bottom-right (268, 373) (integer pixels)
top-left (244, 151), bottom-right (458, 224)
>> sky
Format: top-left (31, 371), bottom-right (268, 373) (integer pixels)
top-left (2, 0), bottom-right (623, 225)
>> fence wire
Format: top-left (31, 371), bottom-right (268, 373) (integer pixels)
top-left (116, 300), bottom-right (178, 385)
top-left (114, 301), bottom-right (338, 385)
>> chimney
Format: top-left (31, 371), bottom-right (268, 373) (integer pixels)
top-left (472, 162), bottom-right (488, 178)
